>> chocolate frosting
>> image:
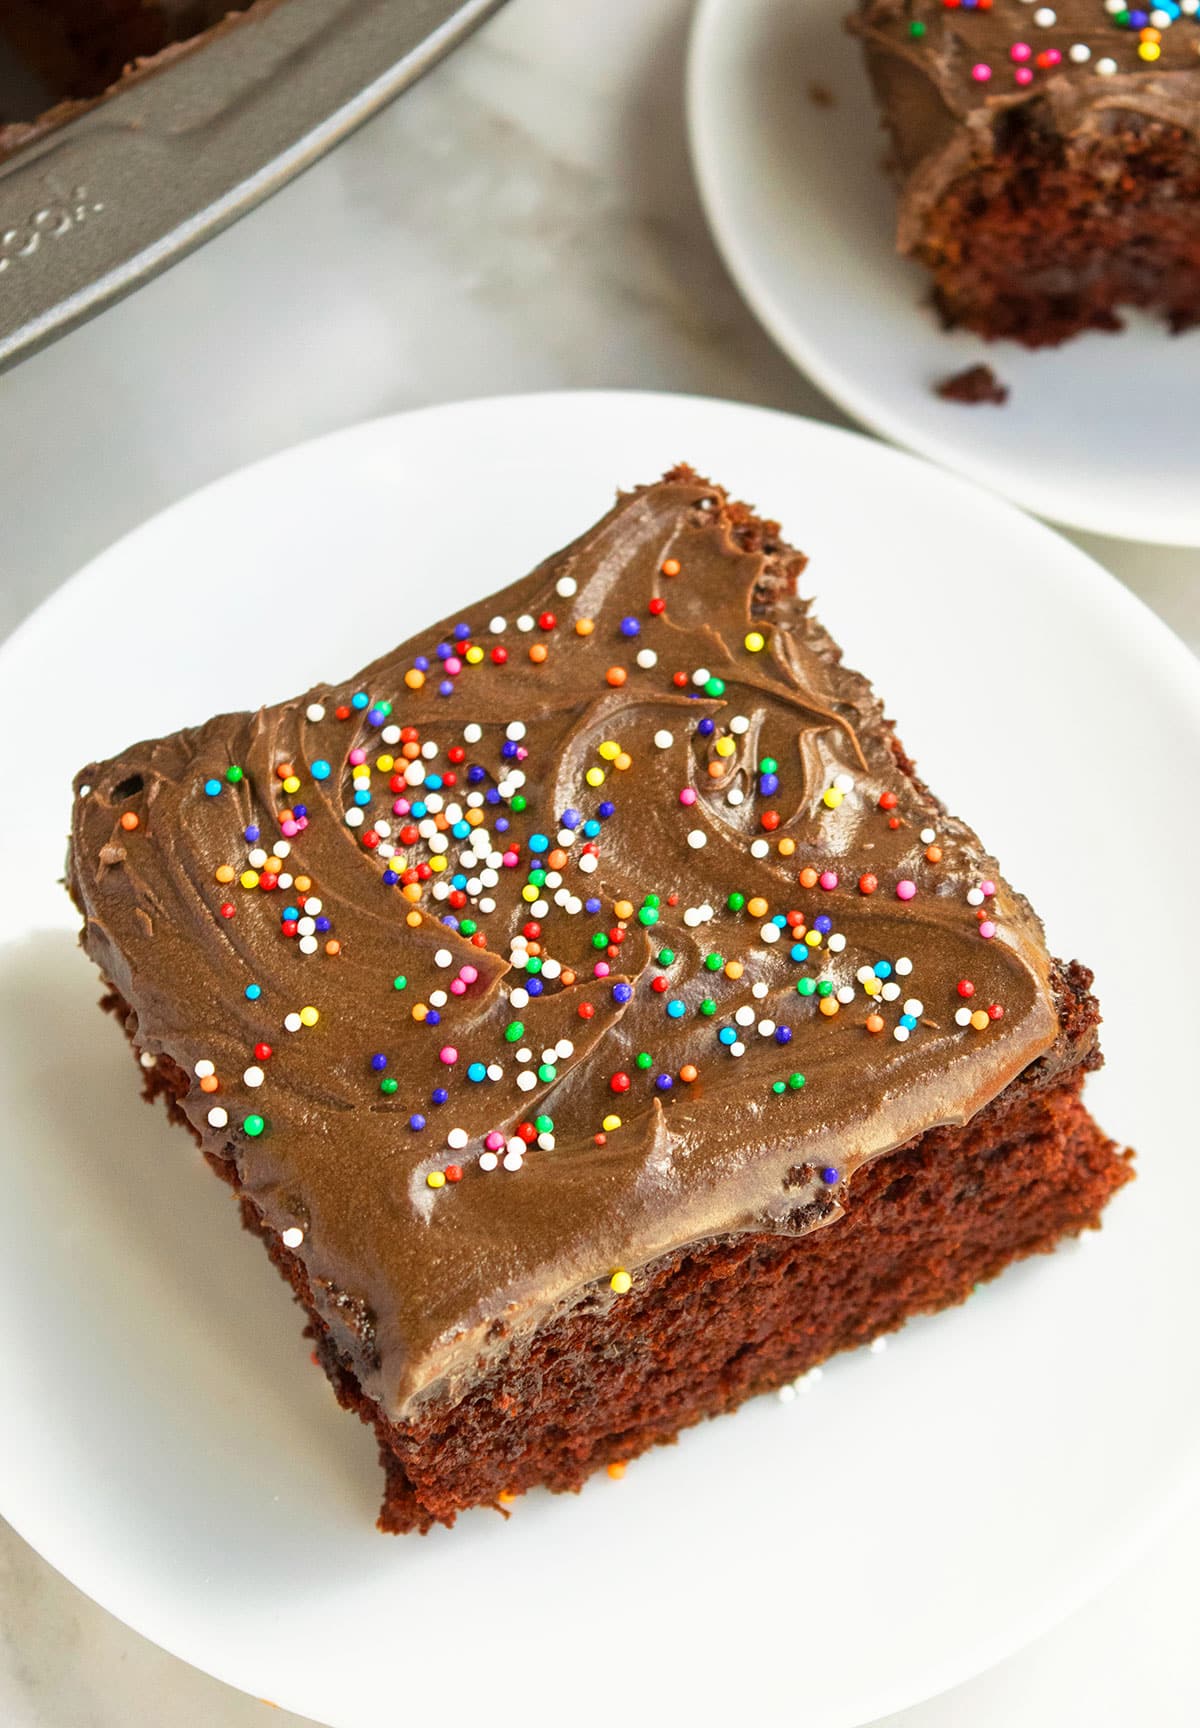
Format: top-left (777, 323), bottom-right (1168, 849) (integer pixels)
top-left (69, 474), bottom-right (1060, 1419)
top-left (849, 0), bottom-right (1200, 252)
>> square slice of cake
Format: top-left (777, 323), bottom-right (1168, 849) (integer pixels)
top-left (68, 469), bottom-right (1131, 1531)
top-left (849, 0), bottom-right (1200, 346)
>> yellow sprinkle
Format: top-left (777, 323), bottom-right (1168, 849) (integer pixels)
top-left (1139, 39), bottom-right (1160, 58)
top-left (744, 631), bottom-right (766, 653)
top-left (430, 855), bottom-right (447, 872)
top-left (778, 837), bottom-right (796, 857)
top-left (405, 669), bottom-right (425, 690)
top-left (863, 977), bottom-right (881, 996)
top-left (405, 910), bottom-right (422, 927)
top-left (426, 1171), bottom-right (446, 1189)
top-left (214, 864), bottom-right (235, 884)
top-left (823, 788), bottom-right (844, 809)
top-left (606, 1461), bottom-right (627, 1480)
top-left (375, 754), bottom-right (394, 772)
top-left (971, 1009), bottom-right (990, 1031)
top-left (747, 896), bottom-right (769, 919)
top-left (614, 752), bottom-right (632, 772)
top-left (614, 899), bottom-right (634, 920)
top-left (299, 1005), bottom-right (319, 1027)
top-left (282, 775), bottom-right (300, 795)
top-left (724, 960), bottom-right (744, 980)
top-left (602, 1113), bottom-right (622, 1132)
top-left (715, 736), bottom-right (736, 758)
top-left (521, 884), bottom-right (539, 903)
top-left (465, 645), bottom-right (484, 665)
top-left (819, 997), bottom-right (839, 1017)
top-left (598, 741), bottom-right (620, 761)
top-left (240, 869), bottom-right (260, 890)
top-left (585, 767), bottom-right (606, 787)
top-left (609, 1269), bottom-right (632, 1294)
top-left (805, 930), bottom-right (822, 948)
top-left (575, 618), bottom-right (595, 637)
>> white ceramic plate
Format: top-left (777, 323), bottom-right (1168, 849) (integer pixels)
top-left (0, 392), bottom-right (1196, 1728)
top-left (688, 0), bottom-right (1200, 546)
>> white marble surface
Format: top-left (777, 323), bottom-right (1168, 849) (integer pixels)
top-left (0, 1), bottom-right (1196, 1723)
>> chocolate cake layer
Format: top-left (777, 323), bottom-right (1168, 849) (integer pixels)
top-left (68, 468), bottom-right (1130, 1528)
top-left (850, 0), bottom-right (1200, 343)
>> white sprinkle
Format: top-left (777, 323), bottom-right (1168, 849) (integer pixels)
top-left (760, 923), bottom-right (781, 944)
top-left (275, 841), bottom-right (291, 858)
top-left (636, 648), bottom-right (658, 670)
top-left (506, 721), bottom-right (527, 741)
top-left (510, 987), bottom-right (530, 1009)
top-left (692, 667), bottom-right (711, 686)
top-left (248, 847), bottom-right (267, 868)
top-left (538, 1133), bottom-right (556, 1151)
top-left (955, 1007), bottom-right (973, 1027)
top-left (487, 1064), bottom-right (503, 1081)
top-left (903, 998), bottom-right (924, 1018)
top-left (687, 829), bottom-right (707, 850)
top-left (1069, 42), bottom-right (1090, 61)
top-left (506, 1136), bottom-right (525, 1157)
top-left (303, 896), bottom-right (322, 916)
top-left (194, 1059), bottom-right (215, 1079)
top-left (757, 1018), bottom-right (776, 1037)
top-left (277, 873), bottom-right (293, 891)
top-left (297, 917), bottom-right (316, 937)
top-left (796, 1366), bottom-right (823, 1393)
top-left (920, 828), bottom-right (936, 845)
top-left (1150, 6), bottom-right (1170, 21)
top-left (542, 958), bottom-right (562, 981)
top-left (967, 888), bottom-right (985, 906)
top-left (516, 614), bottom-right (535, 633)
top-left (556, 576), bottom-right (577, 598)
top-left (243, 1065), bottom-right (264, 1088)
top-left (517, 1071), bottom-right (537, 1092)
top-left (479, 1151), bottom-right (499, 1171)
top-left (447, 1128), bottom-right (468, 1151)
top-left (730, 1041), bottom-right (746, 1057)
top-left (489, 616), bottom-right (506, 634)
top-left (281, 1226), bottom-right (304, 1249)
top-left (827, 933), bottom-right (846, 953)
top-left (434, 949), bottom-right (453, 968)
top-left (683, 907), bottom-right (701, 928)
top-left (139, 1051), bottom-right (157, 1069)
top-left (556, 1039), bottom-right (575, 1058)
top-left (870, 1335), bottom-right (888, 1355)
top-left (895, 956), bottom-right (913, 976)
top-left (1096, 55), bottom-right (1117, 74)
top-left (857, 966), bottom-right (875, 984)
top-left (345, 808), bottom-right (364, 828)
top-left (284, 1013), bottom-right (302, 1033)
top-left (298, 935), bottom-right (319, 954)
top-left (1033, 5), bottom-right (1056, 22)
top-left (881, 982), bottom-right (901, 1003)
top-left (207, 1106), bottom-right (228, 1128)
top-left (464, 723), bottom-right (483, 744)
top-left (778, 1384), bottom-right (796, 1404)
top-left (893, 1025), bottom-right (910, 1043)
top-left (730, 715), bottom-right (750, 735)
top-left (306, 703), bottom-right (326, 723)
top-left (381, 724), bottom-right (401, 745)
top-left (578, 850), bottom-right (599, 876)
top-left (750, 838), bottom-right (770, 859)
top-left (752, 981), bottom-right (769, 1000)
top-left (735, 1006), bottom-right (755, 1027)
top-left (836, 986), bottom-right (855, 1005)
top-left (727, 788), bottom-right (745, 806)
top-left (654, 730), bottom-right (674, 752)
top-left (503, 1149), bottom-right (524, 1171)
top-left (833, 773), bottom-right (854, 794)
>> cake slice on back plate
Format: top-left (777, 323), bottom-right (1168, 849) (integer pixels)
top-left (68, 469), bottom-right (1131, 1532)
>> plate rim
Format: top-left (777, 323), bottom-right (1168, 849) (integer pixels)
top-left (2, 387), bottom-right (1199, 1728)
top-left (686, 0), bottom-right (1200, 549)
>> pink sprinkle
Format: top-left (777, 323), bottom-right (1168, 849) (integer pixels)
top-left (296, 815), bottom-right (309, 830)
top-left (485, 1132), bottom-right (504, 1152)
top-left (979, 921), bottom-right (997, 940)
top-left (980, 879), bottom-right (997, 897)
top-left (896, 879), bottom-right (916, 902)
top-left (439, 1046), bottom-right (458, 1065)
top-left (502, 850), bottom-right (519, 867)
top-left (1010, 41), bottom-right (1031, 62)
top-left (450, 979), bottom-right (467, 995)
top-left (459, 965), bottom-right (478, 984)
top-left (593, 961), bottom-right (610, 978)
top-left (971, 62), bottom-right (992, 82)
top-left (1042, 47), bottom-right (1062, 65)
top-left (679, 787), bottom-right (697, 806)
top-left (281, 819), bottom-right (299, 837)
top-left (819, 870), bottom-right (838, 892)
top-left (392, 799), bottom-right (408, 816)
top-left (348, 748), bottom-right (367, 766)
top-left (516, 745), bottom-right (529, 761)
top-left (1014, 66), bottom-right (1033, 84)
top-left (445, 657), bottom-right (463, 676)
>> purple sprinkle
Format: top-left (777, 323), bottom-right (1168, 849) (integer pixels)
top-left (409, 1114), bottom-right (426, 1131)
top-left (821, 1167), bottom-right (839, 1185)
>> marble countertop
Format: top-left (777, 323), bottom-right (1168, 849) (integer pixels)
top-left (1, 1), bottom-right (1196, 1723)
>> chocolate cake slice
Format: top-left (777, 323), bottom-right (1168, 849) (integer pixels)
top-left (67, 470), bottom-right (1131, 1532)
top-left (849, 0), bottom-right (1200, 346)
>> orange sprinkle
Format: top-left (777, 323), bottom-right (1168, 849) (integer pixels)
top-left (706, 761), bottom-right (723, 779)
top-left (119, 811), bottom-right (140, 832)
top-left (925, 845), bottom-right (943, 863)
top-left (606, 666), bottom-right (627, 687)
top-left (547, 848), bottom-right (568, 870)
top-left (405, 910), bottom-right (422, 927)
top-left (575, 618), bottom-right (595, 637)
top-left (404, 669), bottom-right (425, 690)
top-left (778, 837), bottom-right (796, 857)
top-left (747, 896), bottom-right (769, 919)
top-left (412, 1003), bottom-right (428, 1022)
top-left (614, 752), bottom-right (632, 772)
top-left (560, 968), bottom-right (577, 986)
top-left (275, 762), bottom-right (294, 781)
top-left (680, 1063), bottom-right (698, 1083)
top-left (294, 875), bottom-right (312, 893)
top-left (799, 866), bottom-right (819, 889)
top-left (401, 740), bottom-right (421, 760)
top-left (324, 939), bottom-right (341, 955)
top-left (529, 643), bottom-right (549, 663)
top-left (866, 1013), bottom-right (885, 1034)
top-left (498, 1489), bottom-right (518, 1506)
top-left (661, 558), bottom-right (681, 577)
top-left (264, 856), bottom-right (282, 874)
top-left (402, 883), bottom-right (422, 903)
top-left (614, 899), bottom-right (634, 920)
top-left (199, 1074), bottom-right (220, 1093)
top-left (606, 1461), bottom-right (627, 1480)
top-left (214, 864), bottom-right (235, 884)
top-left (819, 997), bottom-right (839, 1018)
top-left (724, 960), bottom-right (744, 980)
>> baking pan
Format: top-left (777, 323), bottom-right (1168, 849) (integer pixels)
top-left (0, 0), bottom-right (507, 373)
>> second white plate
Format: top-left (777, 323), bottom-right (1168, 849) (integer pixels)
top-left (688, 0), bottom-right (1200, 546)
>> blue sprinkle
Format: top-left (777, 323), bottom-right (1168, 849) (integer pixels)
top-left (371, 1054), bottom-right (388, 1072)
top-left (821, 1167), bottom-right (839, 1185)
top-left (431, 1088), bottom-right (448, 1106)
top-left (412, 801), bottom-right (427, 818)
top-left (467, 1062), bottom-right (487, 1082)
top-left (203, 778), bottom-right (221, 797)
top-left (426, 1009), bottom-right (442, 1027)
top-left (613, 982), bottom-right (633, 1004)
top-left (900, 1014), bottom-right (917, 1031)
top-left (452, 821), bottom-right (471, 840)
top-left (775, 1026), bottom-right (793, 1045)
top-left (438, 681), bottom-right (453, 697)
top-left (315, 916), bottom-right (331, 931)
top-left (367, 708), bottom-right (386, 728)
top-left (293, 804), bottom-right (308, 820)
top-left (244, 825), bottom-right (260, 843)
top-left (409, 1114), bottom-right (426, 1131)
top-left (425, 774), bottom-right (444, 791)
top-left (382, 870), bottom-right (399, 886)
top-left (526, 977), bottom-right (545, 997)
top-left (655, 1074), bottom-right (673, 1090)
top-left (245, 983), bottom-right (261, 1001)
top-left (436, 643), bottom-right (452, 661)
top-left (501, 740), bottom-right (519, 761)
top-left (874, 961), bottom-right (892, 979)
top-left (759, 773), bottom-right (780, 797)
top-left (598, 801), bottom-right (615, 820)
top-left (351, 692), bottom-right (369, 710)
top-left (467, 765), bottom-right (486, 784)
top-left (560, 808), bottom-right (582, 829)
top-left (414, 657), bottom-right (430, 673)
top-left (718, 1026), bottom-right (737, 1046)
top-left (529, 833), bottom-right (549, 853)
top-left (698, 717), bottom-right (715, 737)
top-left (281, 905), bottom-right (299, 922)
top-left (619, 616), bottom-right (640, 638)
top-left (772, 913), bottom-right (787, 928)
top-left (441, 915), bottom-right (460, 930)
top-left (666, 1000), bottom-right (685, 1019)
top-left (454, 622), bottom-right (471, 641)
top-left (790, 943), bottom-right (808, 963)
top-left (585, 897), bottom-right (602, 914)
top-left (814, 915), bottom-right (832, 935)
top-left (310, 760), bottom-right (331, 781)
top-left (583, 819), bottom-right (601, 838)
top-left (354, 789), bottom-right (371, 806)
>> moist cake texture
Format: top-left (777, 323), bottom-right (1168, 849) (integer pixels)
top-left (850, 0), bottom-right (1200, 345)
top-left (68, 469), bottom-right (1131, 1529)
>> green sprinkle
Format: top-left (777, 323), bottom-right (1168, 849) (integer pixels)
top-left (637, 907), bottom-right (659, 927)
top-left (511, 794), bottom-right (527, 813)
top-left (528, 868), bottom-right (547, 887)
top-left (537, 1063), bottom-right (557, 1083)
top-left (908, 18), bottom-right (926, 36)
top-left (772, 1080), bottom-right (787, 1095)
top-left (656, 947), bottom-right (676, 966)
top-left (727, 892), bottom-right (746, 912)
top-left (760, 756), bottom-right (778, 774)
top-left (704, 677), bottom-right (726, 698)
top-left (703, 953), bottom-right (723, 972)
top-left (378, 700), bottom-right (393, 717)
top-left (226, 764), bottom-right (244, 784)
top-left (379, 1077), bottom-right (399, 1095)
top-left (643, 893), bottom-right (662, 909)
top-left (788, 1072), bottom-right (806, 1091)
top-left (817, 980), bottom-right (834, 998)
top-left (525, 956), bottom-right (543, 975)
top-left (797, 978), bottom-right (817, 997)
top-left (700, 998), bottom-right (717, 1017)
top-left (635, 1051), bottom-right (653, 1070)
top-left (243, 1114), bottom-right (265, 1138)
top-left (535, 1114), bottom-right (554, 1133)
top-left (505, 1021), bottom-right (525, 1043)
top-left (459, 918), bottom-right (477, 936)
top-left (392, 975), bottom-right (408, 991)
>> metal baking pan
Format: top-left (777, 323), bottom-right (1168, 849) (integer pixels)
top-left (0, 0), bottom-right (506, 373)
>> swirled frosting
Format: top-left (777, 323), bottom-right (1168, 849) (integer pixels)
top-left (850, 0), bottom-right (1200, 252)
top-left (69, 472), bottom-right (1060, 1417)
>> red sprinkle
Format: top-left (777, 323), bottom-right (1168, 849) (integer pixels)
top-left (538, 611), bottom-right (557, 632)
top-left (254, 1043), bottom-right (273, 1061)
top-left (957, 979), bottom-right (975, 998)
top-left (444, 1164), bottom-right (464, 1184)
top-left (219, 902), bottom-right (236, 919)
top-left (858, 873), bottom-right (878, 896)
top-left (491, 646), bottom-right (508, 665)
top-left (879, 791), bottom-right (898, 811)
top-left (610, 1071), bottom-right (631, 1094)
top-left (648, 596), bottom-right (666, 616)
top-left (988, 1003), bottom-right (1004, 1020)
top-left (578, 1002), bottom-right (596, 1019)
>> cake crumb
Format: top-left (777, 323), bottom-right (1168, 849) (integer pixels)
top-left (935, 364), bottom-right (1009, 406)
top-left (807, 81), bottom-right (835, 107)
